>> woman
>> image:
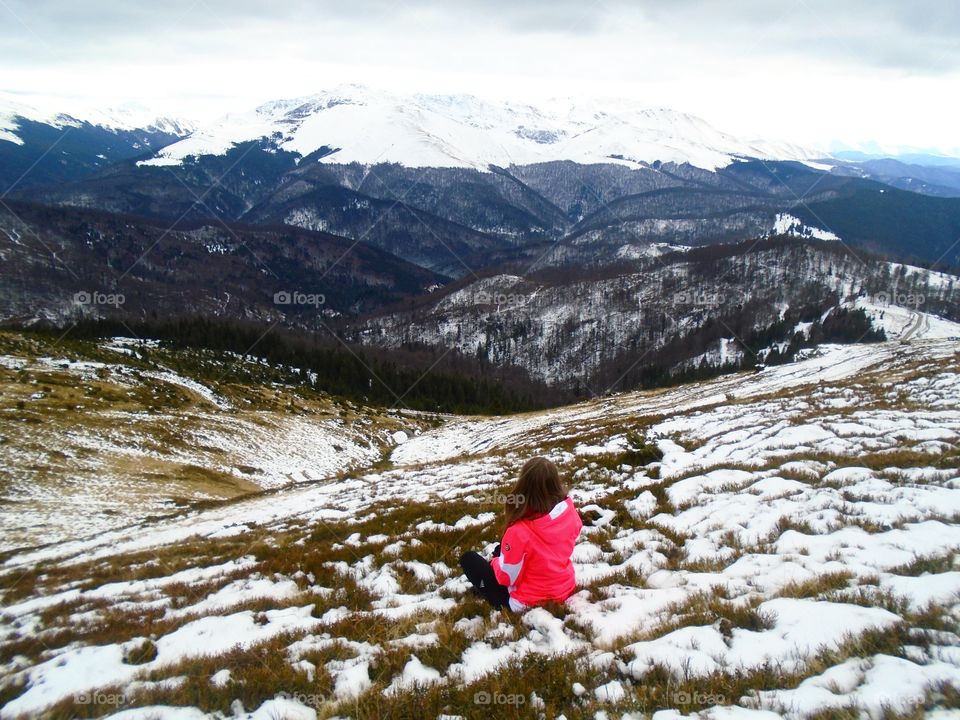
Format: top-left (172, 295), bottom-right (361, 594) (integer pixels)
top-left (459, 457), bottom-right (583, 612)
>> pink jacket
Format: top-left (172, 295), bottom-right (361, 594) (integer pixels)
top-left (490, 497), bottom-right (583, 607)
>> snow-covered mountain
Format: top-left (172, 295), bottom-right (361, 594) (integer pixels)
top-left (141, 84), bottom-right (827, 172)
top-left (13, 86), bottom-right (960, 270)
top-left (0, 94), bottom-right (195, 192)
top-left (354, 240), bottom-right (960, 389)
top-left (0, 93), bottom-right (194, 145)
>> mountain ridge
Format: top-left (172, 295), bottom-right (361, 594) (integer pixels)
top-left (138, 85), bottom-right (829, 172)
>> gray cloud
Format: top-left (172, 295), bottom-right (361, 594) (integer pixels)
top-left (0, 0), bottom-right (613, 69)
top-left (1, 1), bottom-right (958, 96)
top-left (0, 0), bottom-right (960, 57)
top-left (1, 0), bottom-right (605, 40)
top-left (636, 0), bottom-right (960, 73)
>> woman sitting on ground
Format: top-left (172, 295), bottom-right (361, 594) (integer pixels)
top-left (459, 457), bottom-right (583, 612)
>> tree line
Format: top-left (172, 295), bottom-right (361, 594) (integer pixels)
top-left (20, 317), bottom-right (558, 415)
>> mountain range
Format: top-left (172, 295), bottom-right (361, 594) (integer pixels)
top-left (0, 94), bottom-right (192, 193)
top-left (135, 85), bottom-right (826, 172)
top-left (2, 85), bottom-right (960, 402)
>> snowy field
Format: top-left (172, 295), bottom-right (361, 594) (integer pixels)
top-left (0, 337), bottom-right (420, 551)
top-left (1, 338), bottom-right (959, 718)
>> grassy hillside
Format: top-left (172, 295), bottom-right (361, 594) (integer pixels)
top-left (1, 337), bottom-right (959, 718)
top-left (0, 331), bottom-right (432, 550)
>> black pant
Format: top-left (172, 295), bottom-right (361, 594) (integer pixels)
top-left (459, 551), bottom-right (511, 610)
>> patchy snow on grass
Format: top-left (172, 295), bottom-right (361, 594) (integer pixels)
top-left (2, 606), bottom-right (320, 717)
top-left (752, 654), bottom-right (960, 718)
top-left (626, 599), bottom-right (900, 678)
top-left (2, 338), bottom-right (960, 717)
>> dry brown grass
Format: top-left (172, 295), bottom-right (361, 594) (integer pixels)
top-left (4, 333), bottom-right (960, 718)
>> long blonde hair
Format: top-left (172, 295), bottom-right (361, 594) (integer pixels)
top-left (503, 457), bottom-right (567, 529)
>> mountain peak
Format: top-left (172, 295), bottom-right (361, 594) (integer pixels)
top-left (140, 88), bottom-right (828, 172)
top-left (0, 92), bottom-right (196, 142)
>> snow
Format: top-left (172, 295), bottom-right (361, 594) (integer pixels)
top-left (752, 655), bottom-right (960, 718)
top-left (209, 669), bottom-right (231, 688)
top-left (140, 369), bottom-right (231, 410)
top-left (105, 707), bottom-right (210, 720)
top-left (447, 642), bottom-right (517, 683)
top-left (772, 213), bottom-right (841, 241)
top-left (624, 491), bottom-right (658, 520)
top-left (164, 575), bottom-right (301, 619)
top-left (104, 697), bottom-right (318, 720)
top-left (3, 340), bottom-right (956, 570)
top-left (333, 661), bottom-right (372, 700)
top-left (2, 604), bottom-right (320, 717)
top-left (393, 343), bottom-right (907, 467)
top-left (0, 347), bottom-right (408, 550)
top-left (141, 85), bottom-right (826, 172)
top-left (855, 297), bottom-right (960, 341)
top-left (573, 435), bottom-right (629, 457)
top-left (775, 522), bottom-right (960, 571)
top-left (383, 656), bottom-right (442, 695)
top-left (0, 91), bottom-right (194, 144)
top-left (626, 599), bottom-right (900, 679)
top-left (879, 572), bottom-right (960, 610)
top-left (3, 337), bottom-right (960, 718)
top-left (2, 556), bottom-right (259, 618)
top-left (594, 680), bottom-right (626, 702)
top-left (0, 340), bottom-right (928, 560)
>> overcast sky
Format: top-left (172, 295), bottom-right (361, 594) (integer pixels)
top-left (1, 0), bottom-right (958, 153)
